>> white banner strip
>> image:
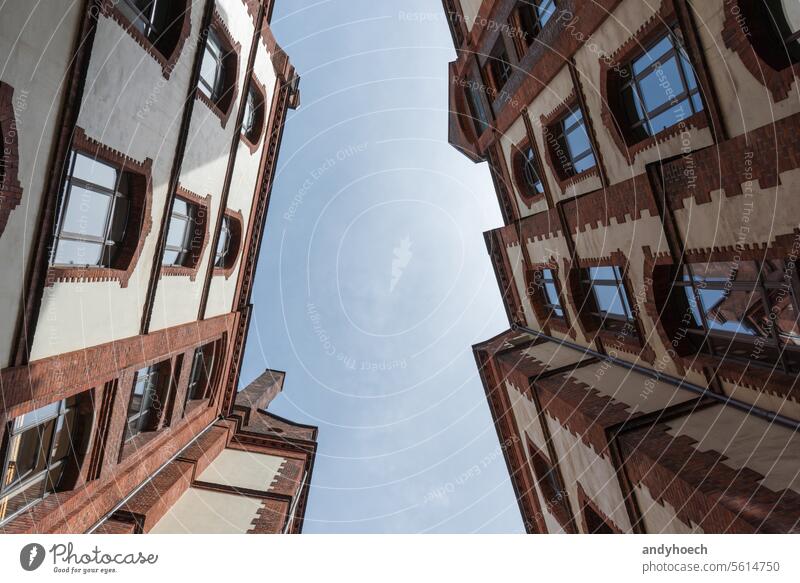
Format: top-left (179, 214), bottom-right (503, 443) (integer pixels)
top-left (0, 534), bottom-right (797, 582)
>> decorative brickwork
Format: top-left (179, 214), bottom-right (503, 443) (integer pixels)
top-left (212, 209), bottom-right (243, 279)
top-left (0, 82), bottom-right (22, 237)
top-left (598, 1), bottom-right (712, 160)
top-left (160, 186), bottom-right (211, 281)
top-left (196, 10), bottom-right (241, 128)
top-left (721, 0), bottom-right (799, 103)
top-left (46, 127), bottom-right (153, 288)
top-left (100, 0), bottom-right (192, 80)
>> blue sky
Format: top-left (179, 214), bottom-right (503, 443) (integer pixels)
top-left (239, 0), bottom-right (523, 533)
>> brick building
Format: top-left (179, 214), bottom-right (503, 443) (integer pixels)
top-left (0, 0), bottom-right (316, 533)
top-left (443, 0), bottom-right (800, 533)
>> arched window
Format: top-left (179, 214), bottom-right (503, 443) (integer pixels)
top-left (512, 141), bottom-right (545, 199)
top-left (509, 0), bottom-right (556, 57)
top-left (549, 105), bottom-right (596, 178)
top-left (162, 197), bottom-right (205, 268)
top-left (240, 78), bottom-right (266, 149)
top-left (617, 28), bottom-right (703, 144)
top-left (51, 152), bottom-right (132, 267)
top-left (741, 0), bottom-right (800, 70)
top-left (197, 16), bottom-right (239, 124)
top-left (213, 211), bottom-right (242, 277)
top-left (104, 0), bottom-right (191, 78)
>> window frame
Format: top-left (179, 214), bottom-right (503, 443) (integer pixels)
top-left (580, 265), bottom-right (637, 335)
top-left (51, 150), bottom-right (131, 269)
top-left (0, 398), bottom-right (78, 525)
top-left (512, 139), bottom-right (545, 200)
top-left (527, 440), bottom-right (573, 531)
top-left (555, 105), bottom-right (597, 177)
top-left (162, 196), bottom-right (198, 268)
top-left (674, 259), bottom-right (800, 374)
top-left (509, 0), bottom-right (557, 58)
top-left (619, 26), bottom-right (704, 142)
top-left (124, 366), bottom-right (161, 443)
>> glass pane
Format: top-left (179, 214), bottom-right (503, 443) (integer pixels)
top-left (565, 120), bottom-right (592, 160)
top-left (162, 249), bottom-right (180, 266)
top-left (572, 151), bottom-right (597, 174)
top-left (12, 401), bottom-right (62, 432)
top-left (697, 287), bottom-right (761, 336)
top-left (50, 409), bottom-right (76, 463)
top-left (60, 186), bottom-right (112, 238)
top-left (0, 473), bottom-right (46, 522)
top-left (632, 35), bottom-right (673, 75)
top-left (3, 430), bottom-right (40, 488)
top-left (588, 266), bottom-right (616, 281)
top-left (537, 0), bottom-right (556, 27)
top-left (166, 215), bottom-right (189, 248)
top-left (544, 282), bottom-right (561, 308)
top-left (637, 57), bottom-right (685, 112)
top-left (173, 198), bottom-right (189, 216)
top-left (71, 153), bottom-right (117, 190)
top-left (108, 197), bottom-right (130, 243)
top-left (593, 284), bottom-right (630, 317)
top-left (53, 239), bottom-right (104, 266)
top-left (679, 54), bottom-right (699, 90)
top-left (199, 46), bottom-right (219, 98)
top-left (647, 98), bottom-right (692, 134)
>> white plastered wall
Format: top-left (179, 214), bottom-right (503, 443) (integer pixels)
top-left (0, 2), bottom-right (82, 366)
top-left (150, 0), bottom-right (255, 332)
top-left (546, 414), bottom-right (633, 532)
top-left (575, 0), bottom-right (714, 186)
top-left (29, 6), bottom-right (205, 360)
top-left (692, 1), bottom-right (800, 138)
top-left (205, 42), bottom-right (278, 318)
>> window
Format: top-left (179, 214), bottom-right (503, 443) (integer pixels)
top-left (197, 21), bottom-right (237, 118)
top-left (115, 0), bottom-right (188, 63)
top-left (124, 365), bottom-right (162, 442)
top-left (214, 216), bottom-right (232, 268)
top-left (485, 38), bottom-right (513, 94)
top-left (535, 268), bottom-right (564, 317)
top-left (465, 82), bottom-right (490, 135)
top-left (185, 345), bottom-right (215, 406)
top-left (619, 29), bottom-right (703, 142)
top-left (163, 197), bottom-right (200, 267)
top-left (674, 259), bottom-right (800, 373)
top-left (513, 142), bottom-right (545, 198)
top-left (509, 0), bottom-right (556, 56)
top-left (0, 398), bottom-right (80, 524)
top-left (241, 81), bottom-right (265, 144)
top-left (528, 442), bottom-right (572, 530)
top-left (743, 0), bottom-right (800, 70)
top-left (582, 266), bottom-right (636, 334)
top-left (554, 105), bottom-right (596, 176)
top-left (51, 151), bottom-right (131, 267)
top-left (199, 30), bottom-right (226, 102)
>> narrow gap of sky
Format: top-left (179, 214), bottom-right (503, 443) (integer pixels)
top-left (240, 0), bottom-right (524, 533)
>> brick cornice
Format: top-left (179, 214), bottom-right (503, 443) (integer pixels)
top-left (721, 0), bottom-right (799, 103)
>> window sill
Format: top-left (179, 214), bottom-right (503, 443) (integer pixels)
top-left (196, 90), bottom-right (236, 129)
